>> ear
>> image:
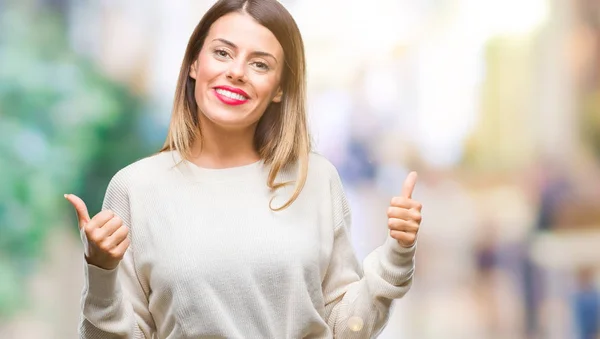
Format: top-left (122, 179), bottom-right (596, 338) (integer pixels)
top-left (272, 87), bottom-right (283, 103)
top-left (189, 59), bottom-right (198, 79)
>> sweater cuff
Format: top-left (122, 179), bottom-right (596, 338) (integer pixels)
top-left (84, 259), bottom-right (121, 300)
top-left (377, 236), bottom-right (417, 284)
top-left (383, 235), bottom-right (417, 263)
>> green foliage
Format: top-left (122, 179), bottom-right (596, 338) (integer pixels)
top-left (0, 4), bottom-right (157, 318)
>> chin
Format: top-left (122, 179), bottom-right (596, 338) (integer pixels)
top-left (201, 109), bottom-right (256, 131)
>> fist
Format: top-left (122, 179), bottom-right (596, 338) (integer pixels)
top-left (65, 194), bottom-right (130, 270)
top-left (387, 171), bottom-right (422, 248)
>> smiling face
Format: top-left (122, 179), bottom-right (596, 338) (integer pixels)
top-left (189, 11), bottom-right (284, 132)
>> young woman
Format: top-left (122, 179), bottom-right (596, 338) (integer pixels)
top-left (66, 0), bottom-right (423, 338)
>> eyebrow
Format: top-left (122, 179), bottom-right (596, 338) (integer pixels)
top-left (212, 38), bottom-right (278, 64)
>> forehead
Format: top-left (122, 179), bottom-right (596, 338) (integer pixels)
top-left (207, 12), bottom-right (283, 58)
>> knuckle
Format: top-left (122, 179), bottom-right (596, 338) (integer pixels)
top-left (100, 210), bottom-right (114, 219)
top-left (88, 229), bottom-right (102, 242)
top-left (413, 212), bottom-right (422, 222)
top-left (115, 227), bottom-right (126, 239)
top-left (111, 251), bottom-right (122, 260)
top-left (98, 239), bottom-right (112, 251)
top-left (84, 221), bottom-right (97, 233)
top-left (108, 247), bottom-right (120, 257)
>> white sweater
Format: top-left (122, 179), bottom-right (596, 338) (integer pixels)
top-left (79, 151), bottom-right (416, 339)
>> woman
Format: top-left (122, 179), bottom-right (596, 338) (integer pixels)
top-left (66, 0), bottom-right (423, 338)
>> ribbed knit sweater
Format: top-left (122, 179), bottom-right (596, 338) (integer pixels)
top-left (79, 151), bottom-right (416, 339)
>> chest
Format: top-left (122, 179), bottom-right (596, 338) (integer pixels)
top-left (133, 181), bottom-right (331, 289)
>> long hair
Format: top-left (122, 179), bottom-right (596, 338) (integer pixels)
top-left (159, 0), bottom-right (310, 211)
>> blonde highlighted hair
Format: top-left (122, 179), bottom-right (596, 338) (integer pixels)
top-left (159, 0), bottom-right (310, 211)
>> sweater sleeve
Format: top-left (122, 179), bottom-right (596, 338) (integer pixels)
top-left (79, 171), bottom-right (156, 339)
top-left (322, 167), bottom-right (416, 339)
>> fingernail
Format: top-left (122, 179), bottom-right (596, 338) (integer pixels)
top-left (64, 194), bottom-right (69, 199)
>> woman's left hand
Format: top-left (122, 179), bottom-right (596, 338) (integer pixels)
top-left (387, 172), bottom-right (422, 248)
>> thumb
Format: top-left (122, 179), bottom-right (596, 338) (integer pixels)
top-left (64, 194), bottom-right (90, 229)
top-left (401, 171), bottom-right (418, 199)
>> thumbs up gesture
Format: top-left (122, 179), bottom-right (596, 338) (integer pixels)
top-left (65, 194), bottom-right (130, 270)
top-left (387, 172), bottom-right (422, 248)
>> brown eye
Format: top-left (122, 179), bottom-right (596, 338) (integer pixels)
top-left (214, 49), bottom-right (231, 59)
top-left (252, 61), bottom-right (269, 71)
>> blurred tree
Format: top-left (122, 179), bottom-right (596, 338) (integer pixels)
top-left (575, 0), bottom-right (600, 162)
top-left (0, 3), bottom-right (156, 318)
top-left (581, 90), bottom-right (600, 161)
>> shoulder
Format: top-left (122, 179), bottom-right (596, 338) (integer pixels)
top-left (305, 152), bottom-right (347, 197)
top-left (107, 151), bottom-right (180, 192)
top-left (307, 151), bottom-right (341, 181)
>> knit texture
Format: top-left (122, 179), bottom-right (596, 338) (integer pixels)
top-left (79, 151), bottom-right (416, 339)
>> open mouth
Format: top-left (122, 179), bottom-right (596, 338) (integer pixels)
top-left (213, 87), bottom-right (249, 106)
top-left (215, 88), bottom-right (248, 101)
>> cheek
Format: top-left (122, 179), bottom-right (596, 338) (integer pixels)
top-left (194, 55), bottom-right (222, 86)
top-left (253, 75), bottom-right (282, 100)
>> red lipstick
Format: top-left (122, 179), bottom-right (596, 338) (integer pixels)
top-left (213, 86), bottom-right (249, 106)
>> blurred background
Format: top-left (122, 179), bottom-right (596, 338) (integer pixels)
top-left (1, 0), bottom-right (600, 338)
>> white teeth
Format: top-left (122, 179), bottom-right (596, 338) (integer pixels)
top-left (216, 89), bottom-right (247, 101)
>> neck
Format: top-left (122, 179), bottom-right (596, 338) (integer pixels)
top-left (190, 120), bottom-right (260, 169)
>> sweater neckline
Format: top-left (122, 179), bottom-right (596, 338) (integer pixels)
top-left (169, 151), bottom-right (265, 182)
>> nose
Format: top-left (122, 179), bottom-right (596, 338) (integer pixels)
top-left (226, 59), bottom-right (246, 83)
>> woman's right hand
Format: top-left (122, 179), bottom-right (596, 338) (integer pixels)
top-left (65, 194), bottom-right (130, 270)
